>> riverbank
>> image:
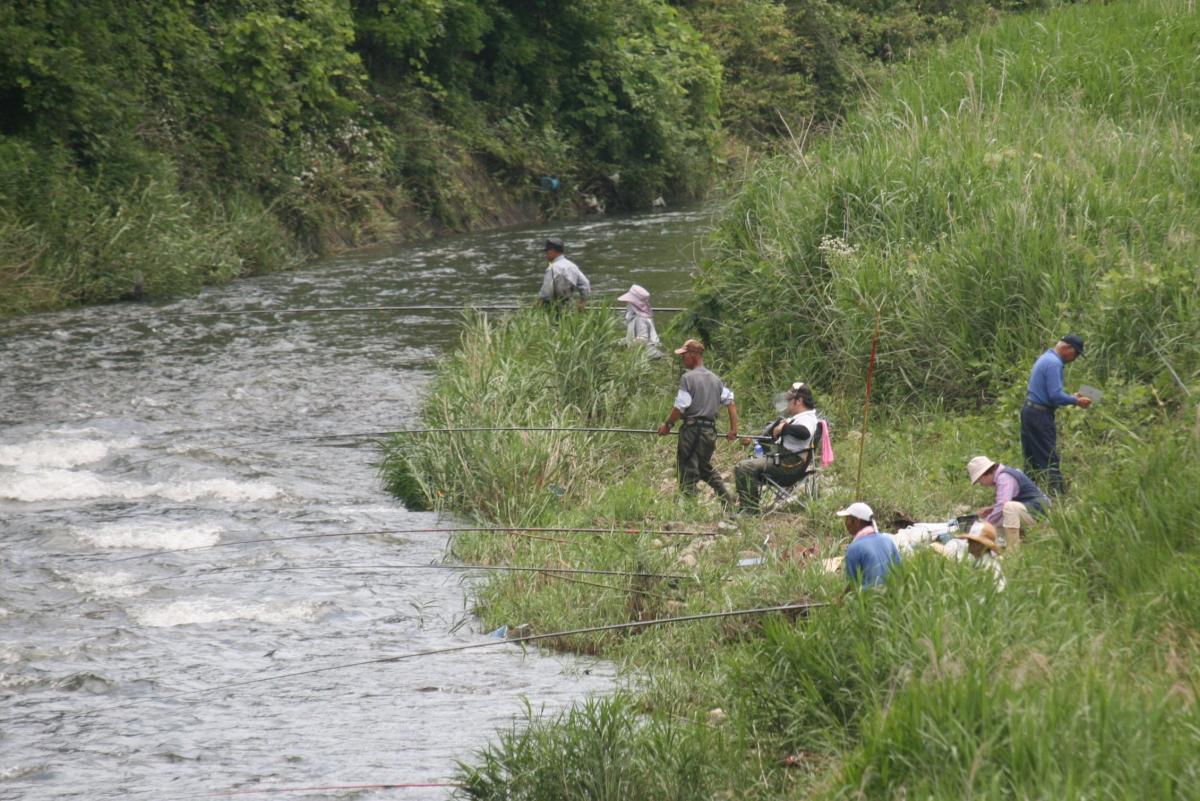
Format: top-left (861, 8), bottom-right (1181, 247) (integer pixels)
top-left (384, 2), bottom-right (1200, 798)
top-left (1, 0), bottom-right (1031, 318)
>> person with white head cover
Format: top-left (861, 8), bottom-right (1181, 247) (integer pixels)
top-left (839, 502), bottom-right (900, 589)
top-left (617, 284), bottom-right (661, 353)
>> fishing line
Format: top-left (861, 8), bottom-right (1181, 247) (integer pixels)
top-left (189, 304), bottom-right (684, 317)
top-left (108, 526), bottom-right (709, 562)
top-left (86, 602), bottom-right (827, 714)
top-left (187, 781), bottom-right (464, 798)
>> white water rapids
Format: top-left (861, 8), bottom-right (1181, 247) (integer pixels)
top-left (0, 210), bottom-right (707, 800)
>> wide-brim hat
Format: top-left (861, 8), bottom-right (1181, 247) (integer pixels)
top-left (617, 284), bottom-right (650, 304)
top-left (674, 338), bottom-right (705, 355)
top-left (957, 521), bottom-right (1000, 552)
top-left (967, 455), bottom-right (997, 484)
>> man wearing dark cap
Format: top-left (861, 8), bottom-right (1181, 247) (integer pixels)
top-left (1020, 334), bottom-right (1091, 494)
top-left (658, 339), bottom-right (738, 506)
top-left (538, 237), bottom-right (590, 308)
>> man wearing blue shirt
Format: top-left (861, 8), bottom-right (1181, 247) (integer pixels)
top-left (840, 502), bottom-right (900, 589)
top-left (1020, 335), bottom-right (1092, 494)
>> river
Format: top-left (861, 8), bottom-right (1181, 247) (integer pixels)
top-left (0, 210), bottom-right (710, 801)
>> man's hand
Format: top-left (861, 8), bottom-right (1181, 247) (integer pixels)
top-left (726, 430), bottom-right (738, 442)
top-left (658, 423), bottom-right (671, 436)
top-left (976, 506), bottom-right (993, 518)
top-left (1075, 393), bottom-right (1092, 408)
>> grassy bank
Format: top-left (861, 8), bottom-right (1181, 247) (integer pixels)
top-left (383, 1), bottom-right (1200, 798)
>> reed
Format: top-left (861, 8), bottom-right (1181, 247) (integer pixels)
top-left (696, 0), bottom-right (1200, 407)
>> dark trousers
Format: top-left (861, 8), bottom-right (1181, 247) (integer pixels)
top-left (1020, 404), bottom-right (1065, 494)
top-left (733, 455), bottom-right (808, 512)
top-left (676, 423), bottom-right (731, 502)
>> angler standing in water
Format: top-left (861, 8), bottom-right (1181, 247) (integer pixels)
top-left (659, 339), bottom-right (737, 507)
top-left (537, 237), bottom-right (590, 309)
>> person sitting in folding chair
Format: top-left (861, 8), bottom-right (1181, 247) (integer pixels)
top-left (734, 382), bottom-right (820, 515)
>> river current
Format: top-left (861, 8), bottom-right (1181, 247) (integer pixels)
top-left (0, 210), bottom-right (709, 800)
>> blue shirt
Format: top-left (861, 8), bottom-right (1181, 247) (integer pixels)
top-left (1026, 349), bottom-right (1077, 408)
top-left (845, 529), bottom-right (901, 588)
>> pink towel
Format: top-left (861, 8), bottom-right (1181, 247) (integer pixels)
top-left (819, 420), bottom-right (835, 467)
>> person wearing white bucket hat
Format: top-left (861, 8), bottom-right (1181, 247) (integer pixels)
top-left (838, 502), bottom-right (899, 589)
top-left (966, 455), bottom-right (1050, 552)
top-left (617, 284), bottom-right (661, 353)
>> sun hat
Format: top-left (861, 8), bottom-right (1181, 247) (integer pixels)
top-left (1060, 334), bottom-right (1085, 356)
top-left (835, 502), bottom-right (874, 522)
top-left (957, 521), bottom-right (1000, 552)
top-left (617, 284), bottom-right (650, 304)
top-left (673, 338), bottom-right (705, 355)
top-left (543, 237), bottom-right (565, 252)
top-left (967, 455), bottom-right (998, 484)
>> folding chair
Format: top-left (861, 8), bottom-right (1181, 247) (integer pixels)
top-left (758, 420), bottom-right (825, 514)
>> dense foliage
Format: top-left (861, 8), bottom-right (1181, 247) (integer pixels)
top-left (2, 0), bottom-right (1032, 315)
top-left (693, 0), bottom-right (1200, 406)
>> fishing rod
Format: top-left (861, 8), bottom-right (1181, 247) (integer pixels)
top-left (189, 304), bottom-right (685, 317)
top-left (90, 601), bottom-right (827, 713)
top-left (238, 426), bottom-right (770, 448)
top-left (108, 525), bottom-right (710, 562)
top-left (104, 563), bottom-right (691, 592)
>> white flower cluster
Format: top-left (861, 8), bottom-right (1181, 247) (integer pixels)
top-left (818, 235), bottom-right (856, 258)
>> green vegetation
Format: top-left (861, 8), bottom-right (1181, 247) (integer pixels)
top-left (383, 1), bottom-right (1200, 798)
top-left (2, 0), bottom-right (1035, 316)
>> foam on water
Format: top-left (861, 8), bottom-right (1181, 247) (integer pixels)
top-left (131, 599), bottom-right (328, 628)
top-left (0, 436), bottom-right (139, 469)
top-left (75, 521), bottom-right (222, 551)
top-left (0, 469), bottom-right (282, 503)
top-left (68, 570), bottom-right (153, 599)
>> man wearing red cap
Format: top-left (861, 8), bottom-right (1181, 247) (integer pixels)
top-left (658, 339), bottom-right (738, 505)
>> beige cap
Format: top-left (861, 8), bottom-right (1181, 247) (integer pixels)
top-left (967, 455), bottom-right (997, 484)
top-left (674, 339), bottom-right (705, 355)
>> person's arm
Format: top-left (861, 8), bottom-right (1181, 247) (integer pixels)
top-left (537, 267), bottom-right (554, 302)
top-left (844, 545), bottom-right (862, 587)
top-left (660, 382), bottom-right (691, 435)
top-left (1042, 358), bottom-right (1077, 407)
top-left (575, 267), bottom-right (591, 301)
top-left (986, 472), bottom-right (1016, 525)
top-left (775, 421), bottom-right (811, 441)
top-left (721, 386), bottom-right (737, 441)
top-left (659, 406), bottom-right (682, 436)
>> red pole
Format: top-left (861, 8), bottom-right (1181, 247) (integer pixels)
top-left (854, 309), bottom-right (882, 499)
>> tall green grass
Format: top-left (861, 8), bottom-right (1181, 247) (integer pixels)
top-left (696, 0), bottom-right (1200, 405)
top-left (387, 3), bottom-right (1200, 799)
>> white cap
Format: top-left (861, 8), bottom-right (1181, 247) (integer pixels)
top-left (836, 502), bottom-right (874, 522)
top-left (966, 455), bottom-right (997, 484)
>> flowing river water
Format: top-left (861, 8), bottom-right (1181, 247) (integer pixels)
top-left (0, 209), bottom-right (710, 801)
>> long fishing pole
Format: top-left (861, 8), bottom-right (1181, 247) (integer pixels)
top-left (189, 304), bottom-right (685, 317)
top-left (88, 602), bottom-right (827, 714)
top-left (238, 426), bottom-right (768, 448)
top-left (105, 563), bottom-right (690, 592)
top-left (109, 525), bottom-right (709, 562)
